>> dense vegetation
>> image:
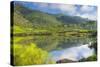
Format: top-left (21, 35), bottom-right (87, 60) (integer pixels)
top-left (13, 43), bottom-right (48, 66)
top-left (11, 2), bottom-right (97, 66)
top-left (12, 2), bottom-right (97, 35)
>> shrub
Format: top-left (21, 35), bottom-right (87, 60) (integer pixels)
top-left (13, 43), bottom-right (48, 66)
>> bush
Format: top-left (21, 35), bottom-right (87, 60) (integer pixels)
top-left (79, 54), bottom-right (97, 62)
top-left (13, 43), bottom-right (48, 66)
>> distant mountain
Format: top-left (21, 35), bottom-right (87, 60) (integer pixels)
top-left (55, 15), bottom-right (89, 24)
top-left (12, 2), bottom-right (96, 33)
top-left (14, 2), bottom-right (89, 25)
top-left (14, 3), bottom-right (62, 27)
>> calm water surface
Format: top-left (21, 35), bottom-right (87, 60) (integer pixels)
top-left (14, 35), bottom-right (95, 62)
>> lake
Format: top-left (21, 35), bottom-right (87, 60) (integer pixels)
top-left (13, 35), bottom-right (95, 63)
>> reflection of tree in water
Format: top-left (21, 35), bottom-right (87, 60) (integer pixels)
top-left (14, 34), bottom-right (96, 54)
top-left (32, 36), bottom-right (59, 51)
top-left (16, 35), bottom-right (95, 52)
top-left (57, 37), bottom-right (93, 49)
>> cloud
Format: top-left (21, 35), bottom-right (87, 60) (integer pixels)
top-left (82, 14), bottom-right (97, 20)
top-left (19, 1), bottom-right (97, 20)
top-left (54, 4), bottom-right (77, 15)
top-left (80, 5), bottom-right (95, 13)
top-left (38, 3), bottom-right (97, 20)
top-left (75, 5), bottom-right (97, 20)
top-left (76, 13), bottom-right (97, 20)
top-left (50, 44), bottom-right (94, 61)
top-left (30, 3), bottom-right (77, 15)
top-left (34, 3), bottom-right (76, 12)
top-left (60, 45), bottom-right (94, 61)
top-left (52, 4), bottom-right (76, 12)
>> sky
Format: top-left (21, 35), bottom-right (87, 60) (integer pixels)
top-left (50, 44), bottom-right (94, 61)
top-left (15, 1), bottom-right (97, 20)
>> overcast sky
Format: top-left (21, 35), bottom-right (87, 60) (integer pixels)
top-left (15, 1), bottom-right (97, 20)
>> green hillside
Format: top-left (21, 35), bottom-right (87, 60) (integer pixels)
top-left (11, 1), bottom-right (97, 66)
top-left (12, 2), bottom-right (97, 35)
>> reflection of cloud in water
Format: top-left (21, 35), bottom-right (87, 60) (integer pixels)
top-left (50, 44), bottom-right (94, 61)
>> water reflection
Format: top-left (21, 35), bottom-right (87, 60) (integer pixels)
top-left (15, 35), bottom-right (95, 62)
top-left (50, 43), bottom-right (94, 62)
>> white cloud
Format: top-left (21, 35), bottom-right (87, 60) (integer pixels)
top-left (51, 4), bottom-right (77, 16)
top-left (23, 2), bottom-right (97, 20)
top-left (36, 3), bottom-right (76, 12)
top-left (35, 3), bottom-right (77, 15)
top-left (76, 12), bottom-right (97, 20)
top-left (80, 5), bottom-right (95, 13)
top-left (50, 44), bottom-right (94, 62)
top-left (37, 3), bottom-right (97, 20)
top-left (82, 14), bottom-right (97, 20)
top-left (56, 4), bottom-right (77, 15)
top-left (60, 50), bottom-right (79, 61)
top-left (74, 5), bottom-right (97, 20)
top-left (55, 4), bottom-right (76, 12)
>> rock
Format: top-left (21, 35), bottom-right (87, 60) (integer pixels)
top-left (56, 59), bottom-right (77, 63)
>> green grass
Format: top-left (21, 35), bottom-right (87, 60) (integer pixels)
top-left (13, 26), bottom-right (25, 34)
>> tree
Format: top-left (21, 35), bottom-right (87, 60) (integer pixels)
top-left (13, 43), bottom-right (48, 66)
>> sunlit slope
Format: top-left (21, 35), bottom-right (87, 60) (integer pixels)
top-left (13, 2), bottom-right (97, 34)
top-left (13, 12), bottom-right (33, 34)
